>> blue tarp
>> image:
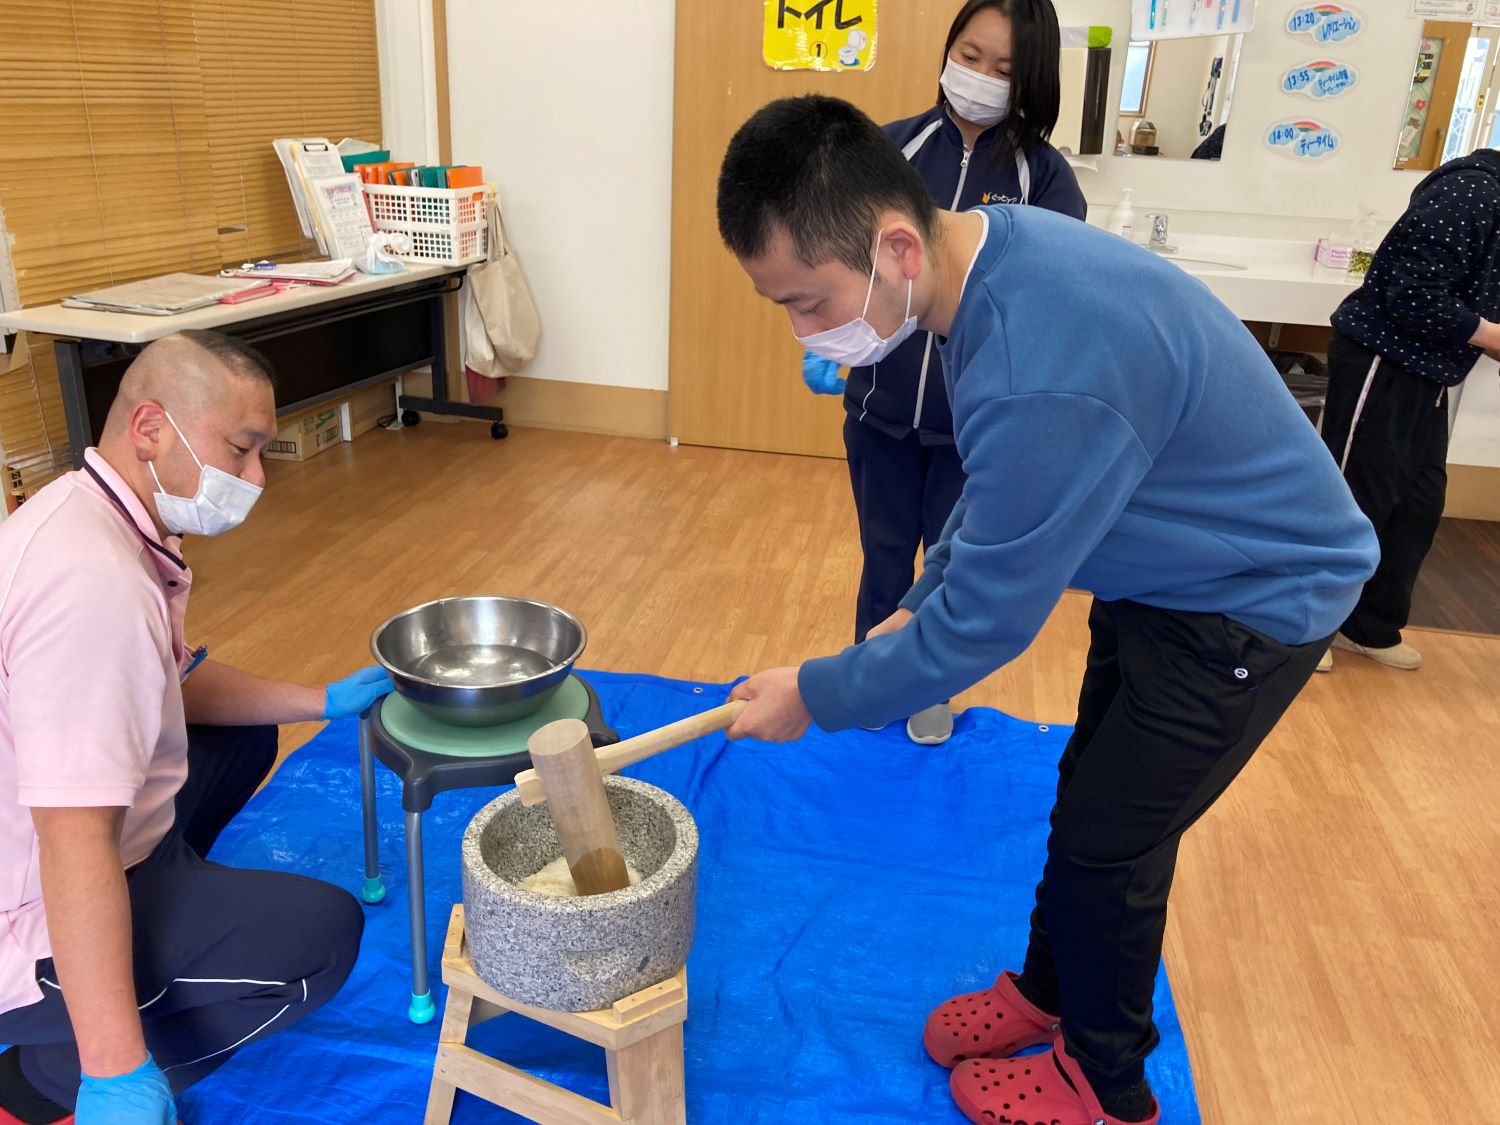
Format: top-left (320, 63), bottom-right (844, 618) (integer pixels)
top-left (182, 672), bottom-right (1200, 1123)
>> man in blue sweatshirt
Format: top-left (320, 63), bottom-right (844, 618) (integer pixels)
top-left (715, 95), bottom-right (1377, 1125)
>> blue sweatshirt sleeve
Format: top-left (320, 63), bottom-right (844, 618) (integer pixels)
top-left (1381, 171), bottom-right (1500, 345)
top-left (799, 390), bottom-right (1153, 732)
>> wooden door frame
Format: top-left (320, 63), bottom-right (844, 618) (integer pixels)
top-left (1410, 21), bottom-right (1472, 172)
top-left (666, 1), bottom-right (950, 458)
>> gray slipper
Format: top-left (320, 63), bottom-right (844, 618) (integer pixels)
top-left (906, 703), bottom-right (953, 745)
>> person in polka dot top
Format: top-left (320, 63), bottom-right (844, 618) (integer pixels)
top-left (1319, 147), bottom-right (1500, 673)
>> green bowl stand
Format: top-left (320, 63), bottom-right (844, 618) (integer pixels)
top-left (357, 675), bottom-right (617, 1023)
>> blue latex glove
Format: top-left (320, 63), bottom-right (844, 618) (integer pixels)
top-left (75, 1054), bottom-right (176, 1125)
top-left (324, 665), bottom-right (395, 720)
top-left (801, 350), bottom-right (846, 395)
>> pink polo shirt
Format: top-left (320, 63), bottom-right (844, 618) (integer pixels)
top-left (0, 449), bottom-right (195, 1016)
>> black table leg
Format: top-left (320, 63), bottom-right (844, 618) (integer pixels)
top-left (54, 339), bottom-right (91, 469)
top-left (394, 288), bottom-right (506, 437)
top-left (430, 290), bottom-right (449, 403)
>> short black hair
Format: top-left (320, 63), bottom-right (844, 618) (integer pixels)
top-left (175, 329), bottom-right (277, 388)
top-left (940, 0), bottom-right (1062, 164)
top-left (717, 95), bottom-right (939, 273)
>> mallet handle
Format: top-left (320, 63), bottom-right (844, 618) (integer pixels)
top-left (516, 700), bottom-right (746, 807)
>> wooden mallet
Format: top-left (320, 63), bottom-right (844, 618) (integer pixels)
top-left (521, 701), bottom-right (746, 896)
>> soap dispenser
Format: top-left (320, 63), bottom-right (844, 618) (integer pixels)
top-left (1109, 189), bottom-right (1135, 241)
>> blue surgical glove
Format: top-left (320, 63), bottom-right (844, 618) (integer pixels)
top-left (324, 665), bottom-right (396, 720)
top-left (801, 350), bottom-right (846, 395)
top-left (75, 1054), bottom-right (176, 1125)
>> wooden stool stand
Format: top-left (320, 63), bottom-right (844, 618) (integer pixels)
top-left (425, 906), bottom-right (688, 1125)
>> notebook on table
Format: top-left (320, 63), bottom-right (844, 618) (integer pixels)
top-left (63, 274), bottom-right (264, 316)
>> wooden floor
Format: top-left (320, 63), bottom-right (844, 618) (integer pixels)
top-left (188, 424), bottom-right (1500, 1123)
top-left (1410, 517), bottom-right (1500, 637)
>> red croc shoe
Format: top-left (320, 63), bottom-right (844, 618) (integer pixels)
top-left (950, 1036), bottom-right (1160, 1125)
top-left (924, 970), bottom-right (1061, 1068)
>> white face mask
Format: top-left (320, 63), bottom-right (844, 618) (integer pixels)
top-left (796, 230), bottom-right (918, 367)
top-left (940, 57), bottom-right (1012, 127)
top-left (149, 411), bottom-right (262, 537)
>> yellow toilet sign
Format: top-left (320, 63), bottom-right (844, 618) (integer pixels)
top-left (764, 0), bottom-right (877, 72)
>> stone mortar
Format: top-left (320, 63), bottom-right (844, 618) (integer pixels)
top-left (461, 775), bottom-right (698, 1012)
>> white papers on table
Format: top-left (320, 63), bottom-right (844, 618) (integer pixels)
top-left (221, 259), bottom-right (355, 285)
top-left (64, 274), bottom-right (264, 315)
top-left (308, 174), bottom-right (376, 262)
top-left (274, 138), bottom-right (347, 251)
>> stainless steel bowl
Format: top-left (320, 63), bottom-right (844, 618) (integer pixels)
top-left (371, 596), bottom-right (587, 727)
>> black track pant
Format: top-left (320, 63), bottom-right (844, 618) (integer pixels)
top-left (843, 415), bottom-right (966, 644)
top-left (1019, 599), bottom-right (1329, 1088)
top-left (0, 725), bottom-right (364, 1108)
top-left (1320, 331), bottom-right (1449, 648)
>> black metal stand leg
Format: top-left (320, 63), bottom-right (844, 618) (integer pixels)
top-left (358, 715), bottom-right (385, 904)
top-left (54, 340), bottom-right (91, 469)
top-left (394, 288), bottom-right (505, 435)
top-left (406, 810), bottom-right (436, 1024)
top-left (429, 291), bottom-right (449, 403)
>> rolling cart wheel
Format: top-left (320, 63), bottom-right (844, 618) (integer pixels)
top-left (401, 410), bottom-right (421, 427)
top-left (490, 422), bottom-right (509, 440)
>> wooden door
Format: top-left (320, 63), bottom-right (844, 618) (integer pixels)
top-left (669, 1), bottom-right (950, 457)
top-left (1399, 21), bottom-right (1472, 172)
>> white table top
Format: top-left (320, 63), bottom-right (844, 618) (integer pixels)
top-left (0, 263), bottom-right (463, 345)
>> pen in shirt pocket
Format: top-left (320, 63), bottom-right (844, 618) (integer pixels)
top-left (183, 644), bottom-right (208, 679)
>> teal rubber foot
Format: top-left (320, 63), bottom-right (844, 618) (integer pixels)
top-left (408, 991), bottom-right (436, 1024)
top-left (360, 875), bottom-right (386, 904)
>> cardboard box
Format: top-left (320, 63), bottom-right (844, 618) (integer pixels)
top-left (342, 381), bottom-right (397, 440)
top-left (265, 406), bottom-right (342, 462)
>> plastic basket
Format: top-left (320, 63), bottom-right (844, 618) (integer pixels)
top-left (363, 184), bottom-right (490, 266)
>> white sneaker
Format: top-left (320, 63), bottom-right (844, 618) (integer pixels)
top-left (1315, 647), bottom-right (1333, 673)
top-left (1331, 632), bottom-right (1422, 670)
top-left (906, 703), bottom-right (953, 745)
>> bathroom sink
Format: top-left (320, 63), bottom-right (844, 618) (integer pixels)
top-left (1152, 253), bottom-right (1247, 273)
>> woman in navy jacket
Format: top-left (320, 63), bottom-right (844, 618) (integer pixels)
top-left (804, 0), bottom-right (1087, 744)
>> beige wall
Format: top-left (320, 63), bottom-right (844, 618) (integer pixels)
top-left (1145, 34), bottom-right (1227, 159)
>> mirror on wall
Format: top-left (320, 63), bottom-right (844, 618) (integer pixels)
top-left (1394, 20), bottom-right (1500, 171)
top-left (1114, 33), bottom-right (1244, 160)
top-left (1055, 33), bottom-right (1113, 156)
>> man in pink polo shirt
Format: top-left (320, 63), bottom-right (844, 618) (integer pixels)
top-left (0, 331), bottom-right (393, 1125)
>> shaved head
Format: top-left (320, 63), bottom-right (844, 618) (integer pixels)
top-left (104, 330), bottom-right (274, 438)
top-left (98, 330), bottom-right (280, 536)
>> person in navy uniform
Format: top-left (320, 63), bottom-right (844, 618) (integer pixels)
top-left (801, 0), bottom-right (1087, 745)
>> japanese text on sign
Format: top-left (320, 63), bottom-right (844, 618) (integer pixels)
top-left (764, 0), bottom-right (878, 72)
top-left (1281, 60), bottom-right (1359, 98)
top-left (1286, 4), bottom-right (1363, 43)
top-left (1410, 0), bottom-right (1477, 17)
top-left (1265, 119), bottom-right (1341, 159)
